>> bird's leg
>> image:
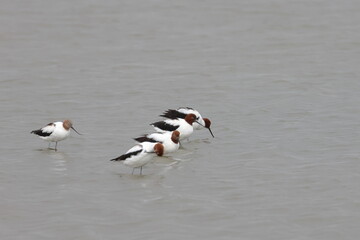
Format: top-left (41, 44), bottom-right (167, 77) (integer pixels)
top-left (48, 142), bottom-right (51, 149)
top-left (132, 168), bottom-right (135, 175)
top-left (55, 142), bottom-right (58, 151)
top-left (140, 166), bottom-right (143, 175)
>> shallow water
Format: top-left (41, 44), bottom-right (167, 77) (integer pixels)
top-left (1, 0), bottom-right (360, 239)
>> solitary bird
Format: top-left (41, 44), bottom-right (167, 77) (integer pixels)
top-left (160, 107), bottom-right (214, 137)
top-left (151, 113), bottom-right (199, 140)
top-left (134, 130), bottom-right (180, 155)
top-left (110, 142), bottom-right (164, 175)
top-left (31, 119), bottom-right (81, 151)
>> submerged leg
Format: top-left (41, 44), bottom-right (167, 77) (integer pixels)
top-left (140, 166), bottom-right (143, 175)
top-left (48, 142), bottom-right (51, 149)
top-left (179, 141), bottom-right (185, 149)
top-left (132, 168), bottom-right (135, 175)
top-left (55, 142), bottom-right (58, 151)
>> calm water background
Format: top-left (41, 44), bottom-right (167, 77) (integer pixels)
top-left (1, 0), bottom-right (360, 239)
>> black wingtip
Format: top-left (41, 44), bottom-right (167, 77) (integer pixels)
top-left (30, 129), bottom-right (39, 134)
top-left (31, 129), bottom-right (52, 137)
top-left (134, 136), bottom-right (157, 143)
top-left (160, 109), bottom-right (187, 119)
top-left (110, 156), bottom-right (124, 161)
top-left (151, 121), bottom-right (179, 131)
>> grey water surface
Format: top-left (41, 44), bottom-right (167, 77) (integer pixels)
top-left (1, 0), bottom-right (360, 239)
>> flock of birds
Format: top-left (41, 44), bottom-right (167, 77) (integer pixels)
top-left (31, 107), bottom-right (214, 175)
